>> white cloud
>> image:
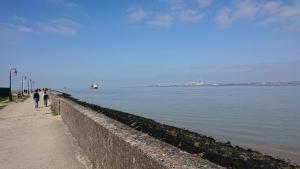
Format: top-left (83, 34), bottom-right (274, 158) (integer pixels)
top-left (38, 18), bottom-right (80, 35)
top-left (127, 8), bottom-right (147, 22)
top-left (196, 0), bottom-right (212, 8)
top-left (1, 17), bottom-right (80, 36)
top-left (49, 0), bottom-right (79, 8)
top-left (162, 0), bottom-right (185, 10)
top-left (127, 0), bottom-right (206, 27)
top-left (161, 0), bottom-right (207, 21)
top-left (0, 16), bottom-right (32, 33)
top-left (178, 9), bottom-right (203, 22)
top-left (259, 1), bottom-right (300, 26)
top-left (215, 7), bottom-right (232, 26)
top-left (233, 1), bottom-right (258, 20)
top-left (0, 23), bottom-right (33, 33)
top-left (261, 1), bottom-right (281, 14)
top-left (17, 25), bottom-right (33, 32)
top-left (147, 13), bottom-right (173, 27)
top-left (127, 0), bottom-right (300, 32)
top-left (64, 1), bottom-right (79, 8)
top-left (214, 0), bottom-right (300, 32)
top-left (215, 0), bottom-right (258, 26)
top-left (126, 5), bottom-right (174, 28)
top-left (13, 15), bottom-right (27, 22)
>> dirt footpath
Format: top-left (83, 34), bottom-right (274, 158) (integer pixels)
top-left (0, 95), bottom-right (89, 169)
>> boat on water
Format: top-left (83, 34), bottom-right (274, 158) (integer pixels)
top-left (89, 84), bottom-right (99, 89)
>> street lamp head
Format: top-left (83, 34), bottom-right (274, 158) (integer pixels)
top-left (10, 68), bottom-right (17, 76)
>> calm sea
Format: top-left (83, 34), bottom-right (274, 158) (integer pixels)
top-left (62, 86), bottom-right (300, 164)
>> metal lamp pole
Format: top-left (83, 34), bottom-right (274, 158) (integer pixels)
top-left (28, 79), bottom-right (34, 94)
top-left (21, 75), bottom-right (27, 96)
top-left (30, 80), bottom-right (33, 93)
top-left (27, 78), bottom-right (30, 96)
top-left (31, 80), bottom-right (35, 93)
top-left (9, 68), bottom-right (18, 101)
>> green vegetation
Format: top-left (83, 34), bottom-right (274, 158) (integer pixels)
top-left (13, 95), bottom-right (29, 102)
top-left (0, 96), bottom-right (9, 102)
top-left (0, 96), bottom-right (9, 110)
top-left (50, 105), bottom-right (60, 116)
top-left (0, 95), bottom-right (29, 110)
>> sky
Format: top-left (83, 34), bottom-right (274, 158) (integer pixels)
top-left (0, 0), bottom-right (300, 89)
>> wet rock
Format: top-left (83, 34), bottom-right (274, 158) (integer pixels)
top-left (194, 142), bottom-right (200, 148)
top-left (58, 91), bottom-right (300, 169)
top-left (130, 122), bottom-right (137, 127)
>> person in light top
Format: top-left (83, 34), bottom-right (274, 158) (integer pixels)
top-left (43, 91), bottom-right (49, 107)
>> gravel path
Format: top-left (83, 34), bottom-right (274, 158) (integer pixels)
top-left (0, 95), bottom-right (89, 169)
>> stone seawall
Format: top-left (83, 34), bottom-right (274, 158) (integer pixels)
top-left (50, 92), bottom-right (222, 169)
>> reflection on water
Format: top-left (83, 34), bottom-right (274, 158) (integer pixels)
top-left (63, 86), bottom-right (300, 164)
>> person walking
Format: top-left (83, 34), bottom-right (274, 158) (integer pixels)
top-left (33, 89), bottom-right (40, 108)
top-left (43, 91), bottom-right (49, 107)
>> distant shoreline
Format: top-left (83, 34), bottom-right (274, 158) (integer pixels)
top-left (56, 91), bottom-right (299, 168)
top-left (147, 81), bottom-right (300, 88)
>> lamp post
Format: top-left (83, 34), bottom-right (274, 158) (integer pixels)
top-left (28, 79), bottom-right (33, 94)
top-left (9, 68), bottom-right (18, 101)
top-left (27, 78), bottom-right (30, 96)
top-left (30, 80), bottom-right (34, 93)
top-left (21, 75), bottom-right (27, 96)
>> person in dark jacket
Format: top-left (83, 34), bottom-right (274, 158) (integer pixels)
top-left (33, 89), bottom-right (40, 108)
top-left (43, 91), bottom-right (49, 107)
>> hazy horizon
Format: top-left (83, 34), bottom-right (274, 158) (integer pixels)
top-left (1, 0), bottom-right (300, 89)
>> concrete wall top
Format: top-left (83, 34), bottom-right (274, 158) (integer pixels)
top-left (52, 92), bottom-right (223, 169)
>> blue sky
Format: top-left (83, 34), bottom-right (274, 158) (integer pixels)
top-left (0, 0), bottom-right (300, 88)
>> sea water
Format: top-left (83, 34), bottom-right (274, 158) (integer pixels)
top-left (62, 85), bottom-right (300, 164)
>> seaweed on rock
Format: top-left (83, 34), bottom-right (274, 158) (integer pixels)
top-left (58, 92), bottom-right (299, 169)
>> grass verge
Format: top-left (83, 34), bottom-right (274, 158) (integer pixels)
top-left (0, 96), bottom-right (9, 102)
top-left (0, 95), bottom-right (29, 110)
top-left (13, 95), bottom-right (29, 102)
top-left (0, 96), bottom-right (9, 110)
top-left (50, 105), bottom-right (60, 116)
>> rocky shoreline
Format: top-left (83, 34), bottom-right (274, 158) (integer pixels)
top-left (58, 92), bottom-right (299, 169)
